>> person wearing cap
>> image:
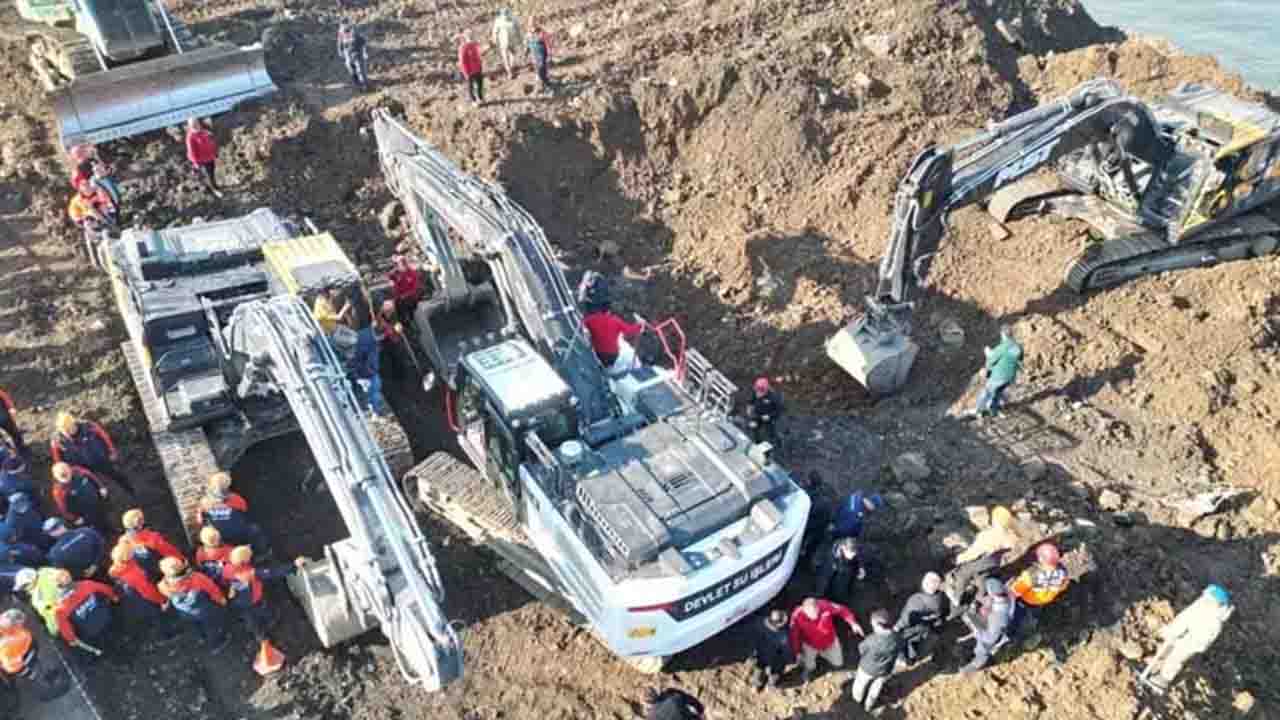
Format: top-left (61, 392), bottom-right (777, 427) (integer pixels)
top-left (43, 518), bottom-right (105, 579)
top-left (158, 557), bottom-right (229, 651)
top-left (789, 596), bottom-right (863, 683)
top-left (387, 255), bottom-right (423, 326)
top-left (14, 567), bottom-right (65, 635)
top-left (456, 32), bottom-right (485, 106)
top-left (958, 577), bottom-right (1015, 673)
top-left (852, 609), bottom-right (904, 711)
top-left (0, 528), bottom-right (44, 568)
top-left (752, 609), bottom-right (792, 691)
top-left (50, 462), bottom-right (109, 530)
top-left (116, 509), bottom-right (184, 583)
top-left (831, 489), bottom-right (883, 541)
top-left (194, 526), bottom-right (233, 580)
top-left (0, 387), bottom-right (27, 456)
top-left (813, 536), bottom-right (866, 604)
top-left (946, 505), bottom-right (1021, 609)
top-left (50, 412), bottom-right (134, 495)
top-left (52, 569), bottom-right (118, 655)
top-left (491, 8), bottom-right (521, 79)
top-left (222, 546), bottom-right (306, 641)
top-left (313, 285), bottom-right (353, 335)
top-left (894, 572), bottom-right (951, 662)
top-left (185, 118), bottom-right (222, 198)
top-left (337, 21), bottom-right (369, 89)
top-left (643, 686), bottom-right (705, 720)
top-left (1008, 543), bottom-right (1070, 623)
top-left (5, 493), bottom-right (49, 550)
top-left (0, 451), bottom-right (35, 515)
top-left (1141, 585), bottom-right (1234, 695)
top-left (108, 542), bottom-right (170, 633)
top-left (746, 377), bottom-right (784, 447)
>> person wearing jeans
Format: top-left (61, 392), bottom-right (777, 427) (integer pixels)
top-left (852, 610), bottom-right (903, 711)
top-left (788, 597), bottom-right (863, 683)
top-left (972, 324), bottom-right (1022, 416)
top-left (185, 118), bottom-right (221, 198)
top-left (457, 34), bottom-right (485, 105)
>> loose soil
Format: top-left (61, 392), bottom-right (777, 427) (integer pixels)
top-left (1, 0), bottom-right (1277, 718)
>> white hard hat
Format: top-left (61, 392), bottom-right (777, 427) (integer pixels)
top-left (14, 568), bottom-right (36, 591)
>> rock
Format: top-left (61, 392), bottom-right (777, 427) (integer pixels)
top-left (994, 18), bottom-right (1024, 47)
top-left (1117, 641), bottom-right (1144, 661)
top-left (861, 33), bottom-right (898, 58)
top-left (568, 21), bottom-right (587, 39)
top-left (1097, 489), bottom-right (1124, 511)
top-left (939, 528), bottom-right (974, 551)
top-left (989, 221), bottom-right (1011, 241)
top-left (1021, 457), bottom-right (1049, 482)
top-left (903, 481), bottom-right (924, 498)
top-left (884, 491), bottom-right (909, 508)
top-left (1112, 511), bottom-right (1144, 527)
top-left (890, 452), bottom-right (932, 483)
top-left (938, 318), bottom-right (965, 347)
top-left (964, 505), bottom-right (991, 529)
top-left (379, 200), bottom-right (403, 234)
top-left (1233, 690), bottom-right (1257, 715)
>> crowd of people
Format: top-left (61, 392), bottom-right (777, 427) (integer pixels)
top-left (456, 8), bottom-right (556, 105)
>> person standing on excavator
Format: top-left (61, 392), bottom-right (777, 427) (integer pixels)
top-left (746, 377), bottom-right (784, 446)
top-left (583, 300), bottom-right (644, 371)
top-left (388, 255), bottom-right (423, 325)
top-left (313, 285), bottom-right (353, 335)
top-left (969, 324), bottom-right (1022, 418)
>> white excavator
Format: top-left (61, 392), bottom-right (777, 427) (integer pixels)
top-left (372, 110), bottom-right (810, 672)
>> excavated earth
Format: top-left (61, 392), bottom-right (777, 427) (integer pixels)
top-left (1, 0), bottom-right (1278, 718)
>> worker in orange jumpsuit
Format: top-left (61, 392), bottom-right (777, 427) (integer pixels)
top-left (52, 569), bottom-right (119, 656)
top-left (0, 387), bottom-right (27, 457)
top-left (0, 608), bottom-right (37, 710)
top-left (66, 183), bottom-right (117, 267)
top-left (195, 526), bottom-right (233, 580)
top-left (116, 509), bottom-right (184, 583)
top-left (222, 546), bottom-right (305, 640)
top-left (158, 557), bottom-right (229, 651)
top-left (1008, 543), bottom-right (1070, 636)
top-left (50, 412), bottom-right (134, 494)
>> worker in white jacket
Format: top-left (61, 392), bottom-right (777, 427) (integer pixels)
top-left (1140, 584), bottom-right (1234, 694)
top-left (491, 8), bottom-right (522, 79)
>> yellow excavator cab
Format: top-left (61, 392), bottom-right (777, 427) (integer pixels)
top-left (262, 233), bottom-right (375, 331)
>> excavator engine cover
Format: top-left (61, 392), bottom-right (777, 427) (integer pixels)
top-left (52, 43), bottom-right (276, 148)
top-left (825, 316), bottom-right (919, 396)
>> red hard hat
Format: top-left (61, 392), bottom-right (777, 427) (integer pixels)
top-left (754, 377), bottom-right (770, 393)
top-left (1036, 543), bottom-right (1061, 567)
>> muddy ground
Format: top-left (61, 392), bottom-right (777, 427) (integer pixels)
top-left (1, 0), bottom-right (1278, 717)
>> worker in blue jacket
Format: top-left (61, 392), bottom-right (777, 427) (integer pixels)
top-left (5, 493), bottom-right (48, 550)
top-left (0, 451), bottom-right (34, 516)
top-left (43, 519), bottom-right (105, 578)
top-left (831, 490), bottom-right (884, 541)
top-left (0, 528), bottom-right (43, 567)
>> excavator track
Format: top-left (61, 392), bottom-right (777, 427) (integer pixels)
top-left (405, 453), bottom-right (585, 624)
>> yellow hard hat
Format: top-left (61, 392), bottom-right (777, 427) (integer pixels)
top-left (199, 526), bottom-right (222, 547)
top-left (51, 462), bottom-right (72, 482)
top-left (159, 557), bottom-right (188, 577)
top-left (122, 509), bottom-right (145, 530)
top-left (992, 506), bottom-right (1013, 528)
top-left (207, 472), bottom-right (232, 495)
top-left (52, 569), bottom-right (73, 588)
top-left (55, 411), bottom-right (78, 435)
top-left (228, 546), bottom-right (253, 566)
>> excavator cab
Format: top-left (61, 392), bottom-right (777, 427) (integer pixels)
top-left (262, 232), bottom-right (376, 334)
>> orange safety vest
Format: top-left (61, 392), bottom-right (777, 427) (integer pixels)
top-left (0, 626), bottom-right (33, 675)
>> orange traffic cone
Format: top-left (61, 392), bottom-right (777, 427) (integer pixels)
top-left (253, 639), bottom-right (286, 676)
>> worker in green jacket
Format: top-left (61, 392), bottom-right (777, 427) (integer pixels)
top-left (972, 324), bottom-right (1022, 417)
top-left (14, 567), bottom-right (68, 635)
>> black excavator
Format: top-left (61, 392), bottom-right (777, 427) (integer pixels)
top-left (828, 78), bottom-right (1280, 394)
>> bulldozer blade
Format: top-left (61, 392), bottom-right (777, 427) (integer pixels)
top-left (825, 316), bottom-right (919, 395)
top-left (987, 175), bottom-right (1064, 223)
top-left (52, 43), bottom-right (277, 148)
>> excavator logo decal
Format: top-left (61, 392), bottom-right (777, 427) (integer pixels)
top-left (993, 138), bottom-right (1062, 190)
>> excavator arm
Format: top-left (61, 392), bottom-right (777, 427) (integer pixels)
top-left (225, 296), bottom-right (462, 690)
top-left (830, 79), bottom-right (1168, 394)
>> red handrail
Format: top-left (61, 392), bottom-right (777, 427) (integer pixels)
top-left (647, 317), bottom-right (687, 383)
top-left (444, 387), bottom-right (460, 432)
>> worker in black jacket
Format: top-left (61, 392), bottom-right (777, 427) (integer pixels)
top-left (746, 378), bottom-right (784, 446)
top-left (644, 687), bottom-right (704, 720)
top-left (852, 609), bottom-right (904, 711)
top-left (752, 609), bottom-right (792, 691)
top-left (814, 536), bottom-right (866, 604)
top-left (799, 470), bottom-right (833, 564)
top-left (893, 572), bottom-right (951, 662)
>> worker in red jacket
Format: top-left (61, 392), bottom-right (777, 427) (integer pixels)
top-left (388, 254), bottom-right (423, 325)
top-left (194, 526), bottom-right (233, 581)
top-left (583, 303), bottom-right (645, 371)
top-left (116, 509), bottom-right (184, 583)
top-left (52, 569), bottom-right (118, 656)
top-left (185, 118), bottom-right (222, 198)
top-left (51, 412), bottom-right (133, 495)
top-left (50, 463), bottom-right (109, 530)
top-left (0, 387), bottom-right (27, 456)
top-left (788, 596), bottom-right (864, 684)
top-left (108, 543), bottom-right (166, 621)
top-left (375, 299), bottom-right (415, 380)
top-left (457, 33), bottom-right (485, 105)
top-left (222, 546), bottom-right (305, 640)
top-left (158, 557), bottom-right (229, 652)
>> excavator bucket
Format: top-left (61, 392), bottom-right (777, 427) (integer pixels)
top-left (52, 43), bottom-right (276, 148)
top-left (825, 315), bottom-right (919, 396)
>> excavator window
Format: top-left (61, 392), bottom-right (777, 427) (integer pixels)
top-left (485, 415), bottom-right (520, 496)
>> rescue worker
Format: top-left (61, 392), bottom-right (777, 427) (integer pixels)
top-left (799, 470), bottom-right (834, 564)
top-left (970, 324), bottom-right (1023, 417)
top-left (158, 557), bottom-right (229, 651)
top-left (5, 493), bottom-right (48, 550)
top-left (313, 285), bottom-right (352, 335)
top-left (347, 325), bottom-right (388, 416)
top-left (90, 159), bottom-right (121, 215)
top-left (582, 302), bottom-right (644, 371)
top-left (0, 528), bottom-right (43, 567)
top-left (185, 118), bottom-right (222, 198)
top-left (194, 526), bottom-right (233, 580)
top-left (222, 546), bottom-right (305, 640)
top-left (490, 8), bottom-right (521, 79)
top-left (0, 387), bottom-right (27, 456)
top-left (852, 609), bottom-right (904, 712)
top-left (203, 472), bottom-right (248, 512)
top-left (43, 518), bottom-right (105, 579)
top-left (108, 542), bottom-right (169, 630)
top-left (526, 24), bottom-right (553, 92)
top-left (13, 567), bottom-right (64, 636)
top-left (831, 489), bottom-right (884, 541)
top-left (51, 411), bottom-right (135, 494)
top-left (0, 563), bottom-right (32, 595)
top-left (643, 687), bottom-right (705, 720)
top-left (375, 299), bottom-right (410, 379)
top-left (746, 377), bottom-right (784, 446)
top-left (0, 609), bottom-right (36, 695)
top-left (1140, 585), bottom-right (1235, 695)
top-left (53, 569), bottom-right (117, 656)
top-left (1007, 543), bottom-right (1070, 634)
top-left (116, 509), bottom-right (184, 584)
top-left (198, 490), bottom-right (268, 560)
top-left (946, 505), bottom-right (1021, 610)
top-left (958, 578), bottom-right (1015, 674)
top-left (788, 596), bottom-right (864, 684)
top-left (50, 462), bottom-right (109, 530)
top-left (387, 255), bottom-right (423, 325)
top-left (337, 22), bottom-right (369, 88)
top-left (0, 452), bottom-right (35, 515)
top-left (894, 572), bottom-right (951, 662)
top-left (813, 536), bottom-right (866, 604)
top-left (456, 32), bottom-right (485, 105)
top-left (751, 609), bottom-right (791, 692)
top-left (67, 183), bottom-right (116, 265)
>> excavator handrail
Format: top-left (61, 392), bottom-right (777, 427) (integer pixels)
top-left (645, 317), bottom-right (687, 383)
